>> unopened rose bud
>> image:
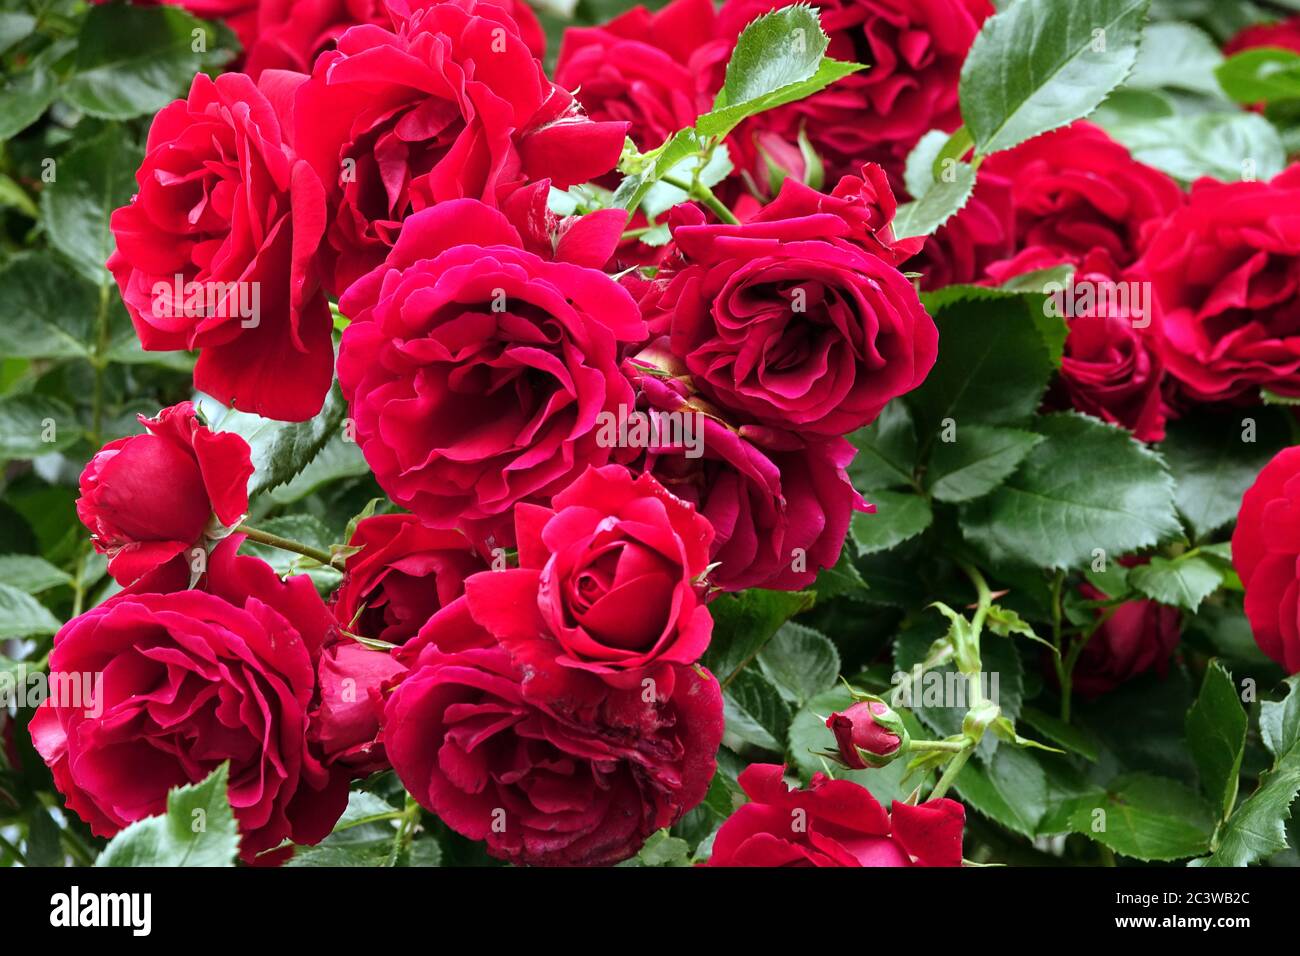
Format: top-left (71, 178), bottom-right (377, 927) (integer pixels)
top-left (826, 699), bottom-right (907, 769)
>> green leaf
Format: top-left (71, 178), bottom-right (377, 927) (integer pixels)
top-left (952, 745), bottom-right (1052, 837)
top-left (811, 545), bottom-right (868, 602)
top-left (850, 490), bottom-right (932, 556)
top-left (618, 829), bottom-right (693, 867)
top-left (757, 622), bottom-right (840, 706)
top-left (722, 669), bottom-right (792, 753)
top-left (959, 413), bottom-right (1181, 571)
top-left (1128, 554), bottom-right (1222, 611)
top-left (907, 292), bottom-right (1054, 439)
top-left (703, 589), bottom-right (815, 686)
top-left (892, 163), bottom-right (976, 239)
top-left (1202, 676), bottom-right (1300, 866)
top-left (926, 425), bottom-right (1044, 503)
top-left (1216, 48), bottom-right (1300, 105)
top-left (40, 126), bottom-right (144, 285)
top-left (1019, 705), bottom-right (1101, 762)
top-left (695, 5), bottom-right (864, 138)
top-left (0, 554), bottom-right (74, 593)
top-left (63, 5), bottom-right (219, 120)
top-left (1185, 661), bottom-right (1247, 820)
top-left (0, 254), bottom-right (97, 360)
top-left (205, 382), bottom-right (348, 498)
top-left (0, 394), bottom-right (80, 459)
top-left (267, 435), bottom-right (369, 505)
top-left (1129, 21), bottom-right (1224, 95)
top-left (960, 0), bottom-right (1151, 155)
top-left (1161, 412), bottom-right (1291, 542)
top-left (0, 583), bottom-right (61, 639)
top-left (903, 130), bottom-right (950, 199)
top-left (0, 39), bottom-right (66, 141)
top-left (1067, 773), bottom-right (1215, 861)
top-left (1105, 111), bottom-right (1286, 183)
top-left (0, 12), bottom-right (36, 57)
top-left (847, 401), bottom-right (917, 492)
top-left (613, 128), bottom-right (704, 212)
top-left (97, 763), bottom-right (239, 866)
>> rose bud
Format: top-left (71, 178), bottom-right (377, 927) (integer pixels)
top-left (826, 698), bottom-right (907, 769)
top-left (76, 402), bottom-right (254, 587)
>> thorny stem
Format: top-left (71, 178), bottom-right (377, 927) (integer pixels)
top-left (662, 174), bottom-right (740, 225)
top-left (235, 523), bottom-right (335, 567)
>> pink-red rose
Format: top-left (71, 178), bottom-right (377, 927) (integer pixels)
top-left (641, 174), bottom-right (937, 437)
top-left (463, 464), bottom-right (714, 686)
top-left (1233, 447), bottom-right (1300, 673)
top-left (384, 596), bottom-right (724, 865)
top-left (294, 0), bottom-right (626, 293)
top-left (76, 402), bottom-right (253, 587)
top-left (706, 763), bottom-right (964, 866)
top-left (336, 199), bottom-right (646, 541)
top-left (109, 72), bottom-right (333, 422)
top-left (826, 699), bottom-right (903, 768)
top-left (1141, 165), bottom-right (1300, 405)
top-left (29, 537), bottom-right (349, 863)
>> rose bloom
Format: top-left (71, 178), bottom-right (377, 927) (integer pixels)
top-left (29, 537), bottom-right (349, 863)
top-left (641, 172), bottom-right (936, 438)
top-left (109, 71), bottom-right (333, 422)
top-left (463, 465), bottom-right (714, 687)
top-left (716, 0), bottom-right (994, 187)
top-left (76, 402), bottom-right (253, 587)
top-left (246, 0), bottom-right (545, 77)
top-left (1066, 580), bottom-right (1181, 698)
top-left (706, 764), bottom-right (964, 866)
top-left (827, 699), bottom-right (902, 768)
top-left (1234, 447), bottom-right (1300, 673)
top-left (1225, 14), bottom-right (1300, 55)
top-left (624, 345), bottom-right (869, 591)
top-left (293, 0), bottom-right (627, 293)
top-left (384, 596), bottom-right (724, 865)
top-left (556, 0), bottom-right (727, 154)
top-left (1139, 165), bottom-right (1300, 404)
top-left (332, 513), bottom-right (487, 645)
top-left (336, 199), bottom-right (646, 541)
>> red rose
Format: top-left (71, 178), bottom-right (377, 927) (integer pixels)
top-left (556, 0), bottom-right (726, 154)
top-left (913, 164), bottom-right (1015, 289)
top-left (312, 640), bottom-right (406, 773)
top-left (29, 537), bottom-right (349, 863)
top-left (1067, 580), bottom-right (1181, 698)
top-left (826, 699), bottom-right (904, 768)
top-left (463, 465), bottom-right (714, 686)
top-left (336, 200), bottom-right (646, 540)
top-left (706, 764), bottom-right (964, 866)
top-left (625, 346), bottom-right (870, 591)
top-left (642, 177), bottom-right (937, 437)
top-left (1233, 447), bottom-right (1300, 673)
top-left (981, 123), bottom-right (1184, 283)
top-left (108, 72), bottom-right (333, 422)
top-left (1225, 15), bottom-right (1300, 55)
top-left (384, 596), bottom-right (724, 865)
top-left (246, 0), bottom-right (545, 78)
top-left (293, 0), bottom-right (626, 293)
top-left (716, 0), bottom-right (993, 187)
top-left (1140, 166), bottom-right (1300, 405)
top-left (333, 513), bottom-right (487, 645)
top-left (76, 402), bottom-right (253, 587)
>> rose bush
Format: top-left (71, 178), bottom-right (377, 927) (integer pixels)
top-left (5, 0), bottom-right (1300, 876)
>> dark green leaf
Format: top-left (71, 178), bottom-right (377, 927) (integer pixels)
top-left (1066, 773), bottom-right (1215, 861)
top-left (757, 622), bottom-right (840, 706)
top-left (850, 490), bottom-right (931, 555)
top-left (0, 254), bottom-right (97, 360)
top-left (1185, 660), bottom-right (1247, 820)
top-left (0, 554), bottom-right (73, 593)
top-left (702, 588), bottom-right (815, 686)
top-left (722, 669), bottom-right (792, 753)
top-left (926, 425), bottom-right (1044, 503)
top-left (0, 394), bottom-right (80, 459)
top-left (1128, 554), bottom-right (1222, 611)
top-left (847, 401), bottom-right (917, 492)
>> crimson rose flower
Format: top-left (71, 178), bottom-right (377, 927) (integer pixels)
top-left (76, 402), bottom-right (253, 587)
top-left (1067, 580), bottom-right (1181, 698)
top-left (1140, 166), bottom-right (1300, 404)
top-left (336, 200), bottom-right (646, 540)
top-left (463, 465), bottom-right (714, 686)
top-left (332, 513), bottom-right (487, 645)
top-left (312, 640), bottom-right (406, 773)
top-left (706, 764), bottom-right (964, 866)
top-left (1225, 14), bottom-right (1300, 55)
top-left (625, 345), bottom-right (869, 591)
top-left (1233, 447), bottom-right (1300, 673)
top-left (716, 0), bottom-right (993, 187)
top-left (294, 0), bottom-right (627, 293)
top-left (29, 537), bottom-right (349, 863)
top-left (384, 596), bottom-right (724, 865)
top-left (108, 71), bottom-right (333, 422)
top-left (556, 0), bottom-right (726, 154)
top-left (642, 175), bottom-right (937, 437)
